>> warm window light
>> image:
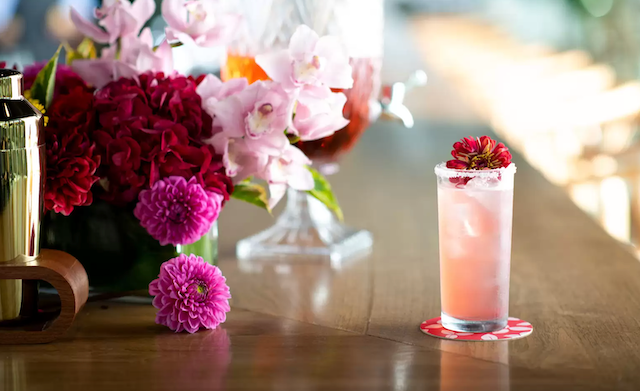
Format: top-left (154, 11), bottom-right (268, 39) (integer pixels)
top-left (570, 182), bottom-right (600, 216)
top-left (414, 16), bottom-right (640, 249)
top-left (591, 154), bottom-right (618, 178)
top-left (600, 177), bottom-right (630, 242)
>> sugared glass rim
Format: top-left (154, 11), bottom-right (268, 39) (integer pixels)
top-left (434, 163), bottom-right (516, 179)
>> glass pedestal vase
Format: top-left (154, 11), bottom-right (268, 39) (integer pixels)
top-left (42, 200), bottom-right (218, 292)
top-left (236, 188), bottom-right (372, 265)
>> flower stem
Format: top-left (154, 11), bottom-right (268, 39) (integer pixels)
top-left (153, 41), bottom-right (184, 51)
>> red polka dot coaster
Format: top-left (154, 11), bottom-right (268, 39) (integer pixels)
top-left (420, 316), bottom-right (533, 341)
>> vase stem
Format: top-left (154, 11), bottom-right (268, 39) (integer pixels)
top-left (236, 188), bottom-right (373, 265)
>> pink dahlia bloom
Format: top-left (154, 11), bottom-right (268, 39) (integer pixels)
top-left (134, 176), bottom-right (222, 246)
top-left (149, 254), bottom-right (231, 333)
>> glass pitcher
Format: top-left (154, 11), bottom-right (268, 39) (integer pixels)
top-left (223, 0), bottom-right (384, 263)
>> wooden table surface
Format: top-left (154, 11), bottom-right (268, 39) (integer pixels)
top-left (3, 119), bottom-right (640, 390)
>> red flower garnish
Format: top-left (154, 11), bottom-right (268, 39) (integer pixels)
top-left (446, 136), bottom-right (512, 170)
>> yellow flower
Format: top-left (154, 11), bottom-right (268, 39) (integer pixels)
top-left (24, 90), bottom-right (49, 127)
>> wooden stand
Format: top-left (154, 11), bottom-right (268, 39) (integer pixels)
top-left (0, 249), bottom-right (89, 344)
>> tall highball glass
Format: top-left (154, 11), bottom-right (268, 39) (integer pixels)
top-left (435, 163), bottom-right (516, 332)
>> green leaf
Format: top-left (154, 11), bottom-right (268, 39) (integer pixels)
top-left (29, 45), bottom-right (61, 109)
top-left (65, 38), bottom-right (97, 64)
top-left (287, 133), bottom-right (301, 144)
top-left (232, 183), bottom-right (272, 213)
top-left (306, 166), bottom-right (343, 221)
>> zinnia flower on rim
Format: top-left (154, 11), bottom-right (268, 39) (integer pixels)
top-left (133, 176), bottom-right (222, 246)
top-left (149, 253), bottom-right (231, 333)
top-left (446, 136), bottom-right (512, 170)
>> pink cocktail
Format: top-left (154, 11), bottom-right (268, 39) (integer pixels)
top-left (435, 163), bottom-right (516, 332)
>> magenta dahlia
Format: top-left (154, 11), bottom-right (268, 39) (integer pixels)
top-left (133, 176), bottom-right (222, 246)
top-left (149, 254), bottom-right (231, 333)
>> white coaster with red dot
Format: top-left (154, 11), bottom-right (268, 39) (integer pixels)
top-left (420, 316), bottom-right (533, 341)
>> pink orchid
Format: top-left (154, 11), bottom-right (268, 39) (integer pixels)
top-left (72, 29), bottom-right (174, 88)
top-left (70, 0), bottom-right (155, 44)
top-left (162, 0), bottom-right (240, 47)
top-left (255, 24), bottom-right (353, 91)
top-left (121, 29), bottom-right (174, 75)
top-left (208, 135), bottom-right (268, 182)
top-left (259, 145), bottom-right (314, 208)
top-left (197, 74), bottom-right (249, 117)
top-left (211, 80), bottom-right (293, 156)
top-left (292, 86), bottom-right (349, 141)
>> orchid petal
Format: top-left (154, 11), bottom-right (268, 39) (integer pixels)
top-left (161, 0), bottom-right (189, 31)
top-left (289, 25), bottom-right (319, 60)
top-left (316, 36), bottom-right (353, 89)
top-left (70, 7), bottom-right (110, 43)
top-left (255, 49), bottom-right (296, 88)
top-left (268, 184), bottom-right (287, 209)
top-left (71, 59), bottom-right (116, 89)
top-left (212, 96), bottom-right (246, 138)
top-left (130, 0), bottom-right (156, 34)
top-left (99, 7), bottom-right (138, 43)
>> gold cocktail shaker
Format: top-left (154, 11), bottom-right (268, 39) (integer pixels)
top-left (0, 69), bottom-right (45, 321)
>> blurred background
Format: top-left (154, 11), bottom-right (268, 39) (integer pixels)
top-left (3, 0), bottom-right (640, 256)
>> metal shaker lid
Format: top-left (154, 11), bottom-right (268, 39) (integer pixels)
top-left (0, 69), bottom-right (23, 99)
top-left (0, 69), bottom-right (44, 150)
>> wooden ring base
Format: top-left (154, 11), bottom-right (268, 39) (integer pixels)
top-left (0, 249), bottom-right (89, 344)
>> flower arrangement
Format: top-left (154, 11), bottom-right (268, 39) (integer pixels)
top-left (1, 0), bottom-right (351, 310)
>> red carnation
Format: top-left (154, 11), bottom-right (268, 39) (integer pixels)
top-left (44, 87), bottom-right (101, 215)
top-left (93, 72), bottom-right (231, 205)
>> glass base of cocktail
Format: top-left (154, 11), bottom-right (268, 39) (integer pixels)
top-left (440, 313), bottom-right (508, 333)
top-left (236, 189), bottom-right (373, 267)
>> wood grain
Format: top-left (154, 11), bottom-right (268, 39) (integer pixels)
top-left (0, 301), bottom-right (625, 391)
top-left (0, 121), bottom-right (638, 389)
top-left (217, 121), bottom-right (640, 389)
